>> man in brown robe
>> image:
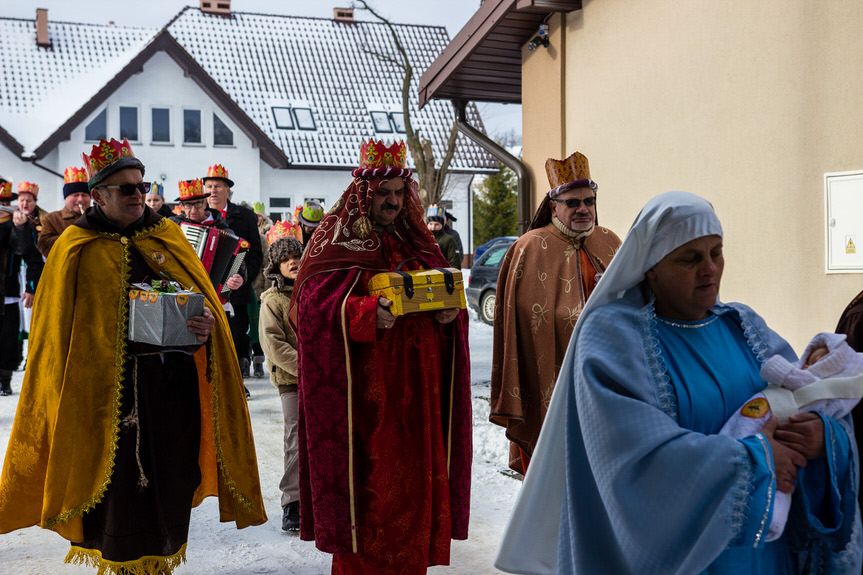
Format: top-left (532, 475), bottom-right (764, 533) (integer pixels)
top-left (490, 151), bottom-right (621, 475)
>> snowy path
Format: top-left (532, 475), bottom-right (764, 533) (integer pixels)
top-left (0, 316), bottom-right (521, 574)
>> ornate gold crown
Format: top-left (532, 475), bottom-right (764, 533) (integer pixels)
top-left (545, 151), bottom-right (591, 189)
top-left (82, 138), bottom-right (136, 181)
top-left (358, 140), bottom-right (407, 170)
top-left (17, 181), bottom-right (39, 198)
top-left (266, 219), bottom-right (300, 245)
top-left (177, 179), bottom-right (206, 201)
top-left (64, 166), bottom-right (88, 184)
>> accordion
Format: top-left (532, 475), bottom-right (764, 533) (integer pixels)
top-left (180, 222), bottom-right (248, 303)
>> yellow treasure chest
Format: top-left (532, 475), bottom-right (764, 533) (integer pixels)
top-left (368, 267), bottom-right (467, 316)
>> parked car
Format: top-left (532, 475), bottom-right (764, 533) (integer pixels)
top-left (466, 237), bottom-right (516, 325)
top-left (473, 235), bottom-right (518, 262)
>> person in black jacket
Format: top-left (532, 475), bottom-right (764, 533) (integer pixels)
top-left (203, 164), bottom-right (263, 379)
top-left (0, 180), bottom-right (44, 396)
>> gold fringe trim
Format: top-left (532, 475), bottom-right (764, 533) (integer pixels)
top-left (66, 542), bottom-right (187, 575)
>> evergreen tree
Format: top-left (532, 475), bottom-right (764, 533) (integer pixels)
top-left (473, 163), bottom-right (518, 246)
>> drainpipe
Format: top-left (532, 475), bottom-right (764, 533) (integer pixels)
top-left (452, 99), bottom-right (531, 235)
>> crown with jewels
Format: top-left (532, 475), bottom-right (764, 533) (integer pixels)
top-left (177, 179), bottom-right (207, 201)
top-left (64, 166), bottom-right (88, 184)
top-left (82, 138), bottom-right (144, 189)
top-left (17, 181), bottom-right (39, 198)
top-left (266, 219), bottom-right (300, 245)
top-left (352, 140), bottom-right (412, 178)
top-left (0, 180), bottom-right (13, 201)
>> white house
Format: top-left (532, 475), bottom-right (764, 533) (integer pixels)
top-left (0, 3), bottom-right (495, 249)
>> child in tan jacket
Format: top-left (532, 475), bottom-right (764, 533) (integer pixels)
top-left (259, 234), bottom-right (304, 532)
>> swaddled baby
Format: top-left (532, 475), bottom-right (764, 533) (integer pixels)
top-left (719, 332), bottom-right (863, 542)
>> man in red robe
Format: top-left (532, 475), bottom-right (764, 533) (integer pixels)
top-left (292, 140), bottom-right (472, 574)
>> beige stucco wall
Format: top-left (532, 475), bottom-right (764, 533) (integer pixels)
top-left (522, 0), bottom-right (863, 351)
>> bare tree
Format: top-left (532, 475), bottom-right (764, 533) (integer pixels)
top-left (356, 0), bottom-right (459, 208)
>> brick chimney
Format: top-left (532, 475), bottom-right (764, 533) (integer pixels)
top-left (333, 7), bottom-right (354, 23)
top-left (200, 0), bottom-right (231, 16)
top-left (35, 8), bottom-right (51, 48)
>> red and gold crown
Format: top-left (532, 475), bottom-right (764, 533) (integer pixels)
top-left (17, 181), bottom-right (39, 198)
top-left (267, 219), bottom-right (301, 245)
top-left (82, 138), bottom-right (144, 188)
top-left (359, 140), bottom-right (406, 170)
top-left (0, 180), bottom-right (13, 201)
top-left (203, 164), bottom-right (234, 187)
top-left (64, 166), bottom-right (88, 184)
top-left (176, 178), bottom-right (209, 202)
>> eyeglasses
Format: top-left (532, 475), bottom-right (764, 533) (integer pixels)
top-left (551, 196), bottom-right (596, 209)
top-left (94, 182), bottom-right (151, 196)
top-left (180, 200), bottom-right (206, 209)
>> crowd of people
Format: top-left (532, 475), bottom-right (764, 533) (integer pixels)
top-left (1, 137), bottom-right (863, 575)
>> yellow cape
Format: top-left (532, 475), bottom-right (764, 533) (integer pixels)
top-left (0, 218), bottom-right (266, 542)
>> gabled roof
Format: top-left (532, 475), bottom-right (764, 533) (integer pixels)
top-left (0, 17), bottom-right (156, 156)
top-left (0, 8), bottom-right (495, 173)
top-left (419, 0), bottom-right (583, 107)
top-left (167, 8), bottom-right (493, 171)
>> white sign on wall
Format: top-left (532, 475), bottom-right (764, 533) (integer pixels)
top-left (826, 170), bottom-right (863, 273)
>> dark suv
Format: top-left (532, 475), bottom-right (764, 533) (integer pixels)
top-left (466, 237), bottom-right (515, 325)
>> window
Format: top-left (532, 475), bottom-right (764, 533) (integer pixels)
top-left (270, 197), bottom-right (291, 208)
top-left (151, 108), bottom-right (170, 143)
top-left (213, 113), bottom-right (233, 146)
top-left (293, 108), bottom-right (316, 130)
top-left (479, 245), bottom-right (508, 268)
top-left (390, 112), bottom-right (406, 133)
top-left (119, 106), bottom-right (139, 141)
top-left (184, 109), bottom-right (202, 144)
top-left (370, 111), bottom-right (392, 133)
top-left (85, 109), bottom-right (107, 142)
top-left (272, 107), bottom-right (294, 129)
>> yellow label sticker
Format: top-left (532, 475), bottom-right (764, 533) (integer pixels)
top-left (740, 397), bottom-right (770, 418)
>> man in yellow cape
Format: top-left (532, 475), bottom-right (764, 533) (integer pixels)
top-left (0, 138), bottom-right (266, 575)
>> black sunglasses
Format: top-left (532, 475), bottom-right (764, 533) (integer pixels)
top-left (95, 182), bottom-right (151, 196)
top-left (551, 196), bottom-right (595, 209)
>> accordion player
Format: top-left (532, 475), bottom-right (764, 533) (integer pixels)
top-left (179, 221), bottom-right (249, 304)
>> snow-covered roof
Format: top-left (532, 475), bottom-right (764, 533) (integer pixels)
top-left (0, 17), bottom-right (158, 154)
top-left (0, 8), bottom-right (495, 172)
top-left (167, 9), bottom-right (493, 171)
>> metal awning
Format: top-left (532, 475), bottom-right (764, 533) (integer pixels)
top-left (418, 0), bottom-right (582, 107)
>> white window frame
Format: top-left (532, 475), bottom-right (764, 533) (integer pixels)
top-left (150, 106), bottom-right (172, 145)
top-left (183, 108), bottom-right (204, 146)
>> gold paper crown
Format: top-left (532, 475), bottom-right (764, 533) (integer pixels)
top-left (82, 138), bottom-right (136, 181)
top-left (177, 179), bottom-right (206, 200)
top-left (0, 181), bottom-right (12, 200)
top-left (205, 164), bottom-right (230, 180)
top-left (17, 181), bottom-right (39, 198)
top-left (545, 151), bottom-right (592, 189)
top-left (266, 219), bottom-right (300, 245)
top-left (64, 166), bottom-right (88, 184)
top-left (358, 140), bottom-right (407, 170)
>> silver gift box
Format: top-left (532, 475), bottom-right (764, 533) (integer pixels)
top-left (128, 285), bottom-right (205, 347)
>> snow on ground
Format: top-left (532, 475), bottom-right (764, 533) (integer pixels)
top-left (0, 309), bottom-right (521, 573)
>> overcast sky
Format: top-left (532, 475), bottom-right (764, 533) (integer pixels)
top-left (6, 0), bottom-right (522, 139)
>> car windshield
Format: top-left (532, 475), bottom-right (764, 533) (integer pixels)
top-left (479, 244), bottom-right (509, 267)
